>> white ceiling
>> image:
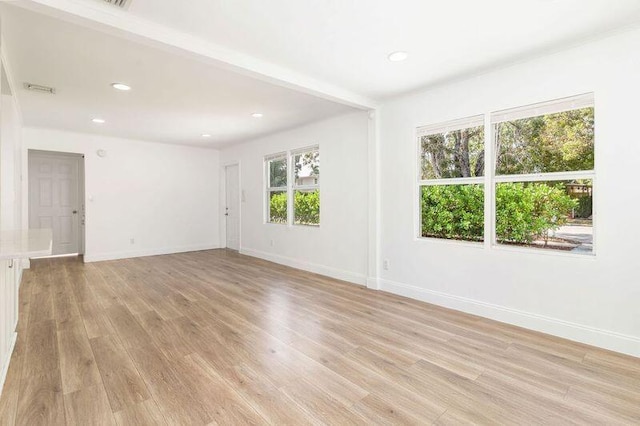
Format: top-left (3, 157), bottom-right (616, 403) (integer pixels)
top-left (0, 5), bottom-right (355, 147)
top-left (3, 0), bottom-right (640, 146)
top-left (122, 0), bottom-right (640, 99)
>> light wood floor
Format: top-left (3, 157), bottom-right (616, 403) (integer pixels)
top-left (0, 250), bottom-right (638, 425)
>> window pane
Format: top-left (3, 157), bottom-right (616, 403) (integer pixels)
top-left (294, 150), bottom-right (319, 186)
top-left (420, 126), bottom-right (484, 180)
top-left (496, 180), bottom-right (593, 254)
top-left (420, 185), bottom-right (484, 241)
top-left (268, 191), bottom-right (287, 224)
top-left (294, 189), bottom-right (320, 226)
top-left (495, 107), bottom-right (594, 175)
top-left (269, 158), bottom-right (287, 188)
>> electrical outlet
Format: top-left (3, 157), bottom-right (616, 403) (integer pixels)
top-left (383, 259), bottom-right (390, 270)
top-left (270, 239), bottom-right (274, 247)
top-left (130, 238), bottom-right (135, 244)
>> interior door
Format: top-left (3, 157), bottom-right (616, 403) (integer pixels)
top-left (29, 152), bottom-right (81, 255)
top-left (225, 164), bottom-right (240, 250)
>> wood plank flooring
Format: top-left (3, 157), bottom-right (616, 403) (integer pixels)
top-left (0, 249), bottom-right (639, 425)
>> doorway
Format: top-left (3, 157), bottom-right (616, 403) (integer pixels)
top-left (28, 150), bottom-right (85, 256)
top-left (225, 164), bottom-right (240, 251)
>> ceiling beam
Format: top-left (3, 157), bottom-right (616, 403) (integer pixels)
top-left (12, 0), bottom-right (378, 110)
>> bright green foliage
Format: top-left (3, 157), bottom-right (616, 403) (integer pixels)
top-left (420, 185), bottom-right (485, 241)
top-left (269, 192), bottom-right (287, 223)
top-left (496, 107), bottom-right (594, 175)
top-left (495, 183), bottom-right (578, 244)
top-left (421, 183), bottom-right (578, 243)
top-left (295, 190), bottom-right (320, 225)
top-left (269, 190), bottom-right (320, 225)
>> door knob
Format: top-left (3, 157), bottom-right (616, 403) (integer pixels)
top-left (72, 210), bottom-right (78, 214)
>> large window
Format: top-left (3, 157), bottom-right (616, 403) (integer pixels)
top-left (493, 94), bottom-right (594, 254)
top-left (265, 146), bottom-right (320, 226)
top-left (418, 116), bottom-right (485, 242)
top-left (417, 93), bottom-right (595, 255)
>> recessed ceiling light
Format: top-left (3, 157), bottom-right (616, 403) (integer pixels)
top-left (111, 83), bottom-right (131, 91)
top-left (251, 113), bottom-right (264, 118)
top-left (388, 51), bottom-right (408, 62)
top-left (92, 118), bottom-right (105, 124)
top-left (201, 134), bottom-right (211, 138)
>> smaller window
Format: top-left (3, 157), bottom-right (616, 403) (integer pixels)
top-left (417, 115), bottom-right (485, 242)
top-left (293, 147), bottom-right (320, 226)
top-left (266, 155), bottom-right (287, 224)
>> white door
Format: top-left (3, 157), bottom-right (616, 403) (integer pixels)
top-left (225, 164), bottom-right (240, 250)
top-left (29, 152), bottom-right (82, 255)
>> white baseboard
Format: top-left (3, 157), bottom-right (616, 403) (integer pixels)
top-left (84, 244), bottom-right (222, 263)
top-left (380, 278), bottom-right (640, 358)
top-left (366, 277), bottom-right (380, 290)
top-left (0, 332), bottom-right (17, 399)
top-left (240, 248), bottom-right (367, 286)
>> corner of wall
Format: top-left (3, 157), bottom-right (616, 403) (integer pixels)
top-left (240, 248), bottom-right (367, 286)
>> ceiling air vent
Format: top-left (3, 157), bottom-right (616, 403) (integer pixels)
top-left (103, 0), bottom-right (130, 8)
top-left (23, 83), bottom-right (56, 94)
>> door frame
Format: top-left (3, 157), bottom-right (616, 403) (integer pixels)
top-left (221, 161), bottom-right (241, 251)
top-left (27, 149), bottom-right (86, 256)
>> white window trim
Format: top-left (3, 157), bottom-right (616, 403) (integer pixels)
top-left (416, 115), bottom-right (486, 244)
top-left (264, 145), bottom-right (320, 227)
top-left (416, 94), bottom-right (596, 256)
top-left (291, 145), bottom-right (320, 227)
top-left (265, 153), bottom-right (288, 225)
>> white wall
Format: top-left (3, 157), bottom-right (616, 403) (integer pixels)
top-left (22, 127), bottom-right (221, 261)
top-left (220, 112), bottom-right (370, 285)
top-left (0, 93), bottom-right (21, 231)
top-left (378, 29), bottom-right (640, 357)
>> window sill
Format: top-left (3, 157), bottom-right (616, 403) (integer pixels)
top-left (413, 236), bottom-right (485, 249)
top-left (264, 222), bottom-right (321, 229)
top-left (491, 244), bottom-right (596, 259)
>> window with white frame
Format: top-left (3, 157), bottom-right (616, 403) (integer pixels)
top-left (418, 115), bottom-right (485, 242)
top-left (265, 146), bottom-right (320, 226)
top-left (416, 93), bottom-right (595, 255)
top-left (265, 153), bottom-right (288, 224)
top-left (492, 93), bottom-right (594, 254)
top-left (292, 146), bottom-right (320, 226)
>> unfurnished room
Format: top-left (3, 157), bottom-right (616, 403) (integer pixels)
top-left (0, 0), bottom-right (639, 424)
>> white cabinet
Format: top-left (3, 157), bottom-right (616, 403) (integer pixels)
top-left (0, 258), bottom-right (19, 393)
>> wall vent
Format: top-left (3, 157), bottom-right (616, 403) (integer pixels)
top-left (23, 83), bottom-right (56, 94)
top-left (103, 0), bottom-right (130, 8)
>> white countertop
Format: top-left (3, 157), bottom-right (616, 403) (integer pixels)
top-left (0, 229), bottom-right (53, 260)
